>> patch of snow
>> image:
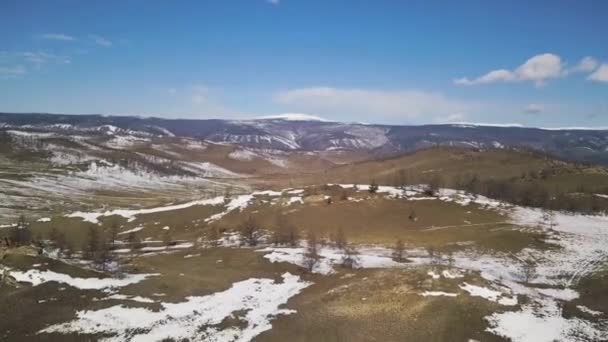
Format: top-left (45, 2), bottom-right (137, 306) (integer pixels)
top-left (577, 305), bottom-right (603, 316)
top-left (179, 162), bottom-right (243, 178)
top-left (427, 270), bottom-right (441, 279)
top-left (257, 113), bottom-right (328, 122)
top-left (286, 196), bottom-right (303, 205)
top-left (459, 282), bottom-right (516, 305)
top-left (228, 149), bottom-right (259, 161)
top-left (420, 291), bottom-right (458, 297)
top-left (106, 294), bottom-right (156, 304)
top-left (10, 269), bottom-right (158, 290)
top-left (442, 269), bottom-right (464, 279)
top-left (40, 273), bottom-right (311, 342)
top-left (205, 194), bottom-right (254, 223)
top-left (487, 298), bottom-right (607, 342)
top-left (260, 245), bottom-right (404, 275)
top-left (68, 196), bottom-right (226, 224)
top-left (118, 226), bottom-right (144, 235)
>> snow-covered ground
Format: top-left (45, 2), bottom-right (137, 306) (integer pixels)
top-left (40, 273), bottom-right (311, 342)
top-left (16, 184), bottom-right (608, 341)
top-left (7, 268), bottom-right (158, 290)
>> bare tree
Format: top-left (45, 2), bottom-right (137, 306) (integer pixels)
top-left (56, 232), bottom-right (67, 257)
top-left (108, 220), bottom-right (119, 249)
top-left (332, 228), bottom-right (347, 250)
top-left (240, 216), bottom-right (260, 247)
top-left (369, 180), bottom-right (379, 194)
top-left (408, 209), bottom-right (418, 222)
top-left (95, 237), bottom-right (113, 271)
top-left (162, 229), bottom-right (172, 247)
top-left (127, 232), bottom-right (142, 251)
top-left (340, 190), bottom-right (349, 201)
top-left (303, 232), bottom-right (320, 272)
top-left (446, 249), bottom-right (455, 267)
top-left (392, 239), bottom-right (407, 262)
top-left (49, 227), bottom-right (60, 245)
top-left (273, 216), bottom-right (300, 247)
top-left (425, 176), bottom-right (443, 196)
top-left (207, 227), bottom-right (220, 247)
top-left (10, 215), bottom-right (31, 246)
top-left (63, 241), bottom-right (74, 259)
top-left (84, 226), bottom-right (100, 260)
top-left (522, 258), bottom-right (537, 283)
top-left (341, 245), bottom-right (359, 269)
top-left (426, 246), bottom-right (439, 265)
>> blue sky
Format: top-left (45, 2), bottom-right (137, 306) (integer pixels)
top-left (1, 0), bottom-right (607, 127)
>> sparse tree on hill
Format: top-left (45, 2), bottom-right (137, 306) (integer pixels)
top-left (162, 229), bottom-right (172, 247)
top-left (425, 176), bottom-right (442, 196)
top-left (12, 215), bottom-right (31, 246)
top-left (273, 216), bottom-right (300, 247)
top-left (49, 227), bottom-right (59, 245)
top-left (95, 237), bottom-right (113, 271)
top-left (207, 227), bottom-right (220, 247)
top-left (522, 258), bottom-right (537, 283)
top-left (332, 228), bottom-right (347, 250)
top-left (303, 232), bottom-right (320, 272)
top-left (84, 226), bottom-right (100, 260)
top-left (224, 186), bottom-right (233, 199)
top-left (63, 241), bottom-right (74, 259)
top-left (392, 239), bottom-right (407, 262)
top-left (340, 190), bottom-right (349, 201)
top-left (446, 250), bottom-right (455, 267)
top-left (408, 209), bottom-right (418, 222)
top-left (55, 231), bottom-right (67, 256)
top-left (127, 232), bottom-right (142, 251)
top-left (426, 246), bottom-right (439, 265)
top-left (285, 224), bottom-right (299, 247)
top-left (108, 220), bottom-right (119, 249)
top-left (394, 169), bottom-right (408, 189)
top-left (326, 197), bottom-right (333, 205)
top-left (369, 180), bottom-right (379, 194)
top-left (341, 245), bottom-right (359, 269)
top-left (240, 216), bottom-right (260, 247)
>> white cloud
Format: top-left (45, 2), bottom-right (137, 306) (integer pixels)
top-left (455, 53), bottom-right (564, 87)
top-left (274, 87), bottom-right (477, 119)
top-left (524, 103), bottom-right (544, 114)
top-left (90, 35), bottom-right (112, 47)
top-left (454, 69), bottom-right (516, 85)
top-left (267, 0), bottom-right (280, 4)
top-left (570, 56), bottom-right (599, 73)
top-left (39, 33), bottom-right (75, 41)
top-left (0, 65), bottom-right (26, 78)
top-left (20, 51), bottom-right (71, 65)
top-left (587, 64), bottom-right (608, 83)
top-left (191, 86), bottom-right (210, 104)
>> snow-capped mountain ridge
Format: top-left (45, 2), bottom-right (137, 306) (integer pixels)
top-left (2, 112), bottom-right (608, 165)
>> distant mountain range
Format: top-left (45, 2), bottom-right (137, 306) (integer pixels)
top-left (1, 112), bottom-right (608, 165)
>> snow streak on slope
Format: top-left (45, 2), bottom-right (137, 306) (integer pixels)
top-left (40, 273), bottom-right (311, 342)
top-left (8, 268), bottom-right (158, 290)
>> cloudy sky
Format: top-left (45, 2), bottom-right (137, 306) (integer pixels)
top-left (1, 0), bottom-right (607, 127)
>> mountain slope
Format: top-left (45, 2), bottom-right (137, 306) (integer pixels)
top-left (1, 112), bottom-right (608, 165)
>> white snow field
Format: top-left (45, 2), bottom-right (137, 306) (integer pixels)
top-left (8, 268), bottom-right (158, 290)
top-left (40, 273), bottom-right (311, 342)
